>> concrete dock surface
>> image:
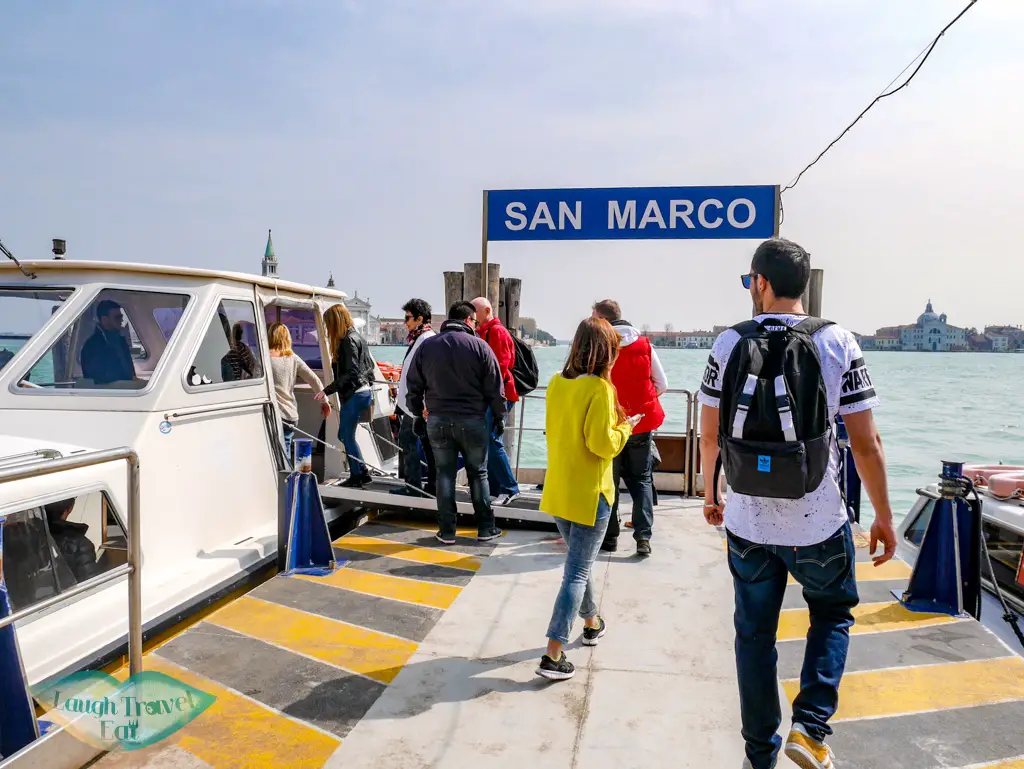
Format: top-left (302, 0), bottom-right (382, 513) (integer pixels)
top-left (92, 496), bottom-right (1024, 769)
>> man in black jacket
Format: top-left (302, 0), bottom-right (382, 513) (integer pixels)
top-left (407, 301), bottom-right (504, 544)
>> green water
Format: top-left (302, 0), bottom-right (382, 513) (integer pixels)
top-left (0, 338), bottom-right (55, 384)
top-left (373, 345), bottom-right (1024, 525)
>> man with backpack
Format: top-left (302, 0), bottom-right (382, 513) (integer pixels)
top-left (698, 238), bottom-right (897, 769)
top-left (592, 299), bottom-right (668, 557)
top-left (472, 296), bottom-right (538, 506)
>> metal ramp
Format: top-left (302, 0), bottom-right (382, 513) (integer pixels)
top-left (318, 477), bottom-right (550, 527)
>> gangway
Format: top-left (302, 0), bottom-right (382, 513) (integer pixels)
top-left (319, 476), bottom-right (549, 527)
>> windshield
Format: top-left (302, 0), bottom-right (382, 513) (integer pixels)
top-left (0, 288), bottom-right (73, 376)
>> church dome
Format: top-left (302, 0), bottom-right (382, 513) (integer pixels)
top-left (918, 299), bottom-right (940, 325)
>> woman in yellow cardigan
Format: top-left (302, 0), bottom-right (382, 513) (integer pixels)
top-left (537, 317), bottom-right (642, 680)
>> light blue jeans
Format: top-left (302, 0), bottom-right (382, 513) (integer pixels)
top-left (546, 495), bottom-right (612, 644)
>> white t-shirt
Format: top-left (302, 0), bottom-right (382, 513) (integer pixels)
top-left (698, 314), bottom-right (879, 546)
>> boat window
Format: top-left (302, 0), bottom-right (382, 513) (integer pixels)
top-left (187, 299), bottom-right (264, 387)
top-left (0, 491), bottom-right (125, 614)
top-left (263, 306), bottom-right (322, 368)
top-left (16, 289), bottom-right (189, 392)
top-left (904, 500), bottom-right (935, 547)
top-left (982, 521), bottom-right (1024, 600)
top-left (0, 288), bottom-right (74, 375)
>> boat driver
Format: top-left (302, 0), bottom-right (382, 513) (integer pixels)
top-left (80, 299), bottom-right (136, 386)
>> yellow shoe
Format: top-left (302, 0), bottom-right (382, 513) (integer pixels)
top-left (784, 723), bottom-right (835, 769)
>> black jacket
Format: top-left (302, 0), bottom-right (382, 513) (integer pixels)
top-left (407, 320), bottom-right (505, 420)
top-left (323, 330), bottom-right (375, 402)
top-left (80, 328), bottom-right (134, 384)
top-left (49, 519), bottom-right (102, 583)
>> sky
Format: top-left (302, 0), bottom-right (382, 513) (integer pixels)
top-left (2, 0), bottom-right (1023, 338)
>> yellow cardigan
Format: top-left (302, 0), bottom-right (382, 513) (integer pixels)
top-left (540, 374), bottom-right (632, 526)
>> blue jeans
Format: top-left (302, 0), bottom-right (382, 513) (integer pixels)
top-left (546, 495), bottom-right (612, 644)
top-left (338, 389), bottom-right (373, 477)
top-left (282, 420), bottom-right (296, 466)
top-left (426, 416), bottom-right (495, 538)
top-left (727, 522), bottom-right (859, 769)
top-left (398, 413), bottom-right (435, 489)
top-left (486, 402), bottom-right (520, 497)
top-left (605, 431), bottom-right (655, 543)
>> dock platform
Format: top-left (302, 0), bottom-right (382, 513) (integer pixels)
top-left (90, 497), bottom-right (1024, 769)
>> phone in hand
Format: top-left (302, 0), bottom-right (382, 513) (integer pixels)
top-left (627, 413), bottom-right (645, 427)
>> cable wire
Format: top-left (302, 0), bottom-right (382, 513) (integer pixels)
top-left (779, 0), bottom-right (980, 218)
top-left (0, 237), bottom-right (36, 279)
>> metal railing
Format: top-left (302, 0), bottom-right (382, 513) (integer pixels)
top-left (512, 386), bottom-right (699, 495)
top-left (0, 447), bottom-right (143, 675)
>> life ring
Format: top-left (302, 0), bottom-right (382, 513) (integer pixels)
top-left (964, 465), bottom-right (1024, 499)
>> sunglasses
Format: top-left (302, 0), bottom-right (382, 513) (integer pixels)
top-left (404, 315), bottom-right (414, 321)
top-left (741, 273), bottom-right (758, 290)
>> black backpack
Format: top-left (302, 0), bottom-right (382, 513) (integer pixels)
top-left (713, 317), bottom-right (833, 503)
top-left (510, 335), bottom-right (540, 397)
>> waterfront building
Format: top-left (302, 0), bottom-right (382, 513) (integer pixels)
top-left (899, 301), bottom-right (967, 351)
top-left (645, 330), bottom-right (716, 349)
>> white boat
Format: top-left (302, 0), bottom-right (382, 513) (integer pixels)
top-left (0, 258), bottom-right (548, 688)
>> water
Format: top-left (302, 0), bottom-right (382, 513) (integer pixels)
top-left (373, 345), bottom-right (1024, 526)
top-left (0, 337), bottom-right (54, 384)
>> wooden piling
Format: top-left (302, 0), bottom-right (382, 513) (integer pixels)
top-left (443, 271), bottom-right (464, 315)
top-left (803, 269), bottom-right (824, 317)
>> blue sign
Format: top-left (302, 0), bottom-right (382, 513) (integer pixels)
top-left (486, 185), bottom-right (777, 242)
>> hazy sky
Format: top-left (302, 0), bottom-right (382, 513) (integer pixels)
top-left (2, 0), bottom-right (1022, 337)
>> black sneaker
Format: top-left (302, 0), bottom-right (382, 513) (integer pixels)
top-left (477, 527), bottom-right (503, 542)
top-left (435, 532), bottom-right (457, 545)
top-left (582, 617), bottom-right (607, 647)
top-left (340, 474), bottom-right (367, 488)
top-left (600, 538), bottom-right (618, 553)
top-left (636, 540), bottom-right (652, 557)
top-left (536, 653), bottom-right (575, 681)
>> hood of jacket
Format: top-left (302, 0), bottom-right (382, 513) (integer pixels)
top-left (440, 319), bottom-right (476, 336)
top-left (611, 319), bottom-right (641, 347)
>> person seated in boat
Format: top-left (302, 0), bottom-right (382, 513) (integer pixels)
top-left (268, 322), bottom-right (330, 461)
top-left (80, 300), bottom-right (136, 386)
top-left (43, 498), bottom-right (103, 584)
top-left (220, 319), bottom-right (258, 381)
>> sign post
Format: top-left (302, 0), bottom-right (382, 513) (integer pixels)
top-left (481, 190), bottom-right (490, 306)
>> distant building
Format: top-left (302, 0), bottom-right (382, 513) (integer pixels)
top-left (983, 325), bottom-right (1024, 353)
top-left (344, 291), bottom-right (381, 345)
top-left (898, 301), bottom-right (966, 351)
top-left (644, 330), bottom-right (716, 349)
top-left (860, 301), bottom-right (967, 352)
top-left (261, 230), bottom-right (278, 278)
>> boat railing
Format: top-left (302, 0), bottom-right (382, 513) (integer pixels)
top-left (0, 449), bottom-right (64, 472)
top-left (512, 387), bottom-right (701, 495)
top-left (0, 447), bottom-right (143, 676)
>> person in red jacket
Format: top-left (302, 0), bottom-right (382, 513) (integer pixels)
top-left (472, 296), bottom-right (522, 505)
top-left (592, 299), bottom-right (668, 557)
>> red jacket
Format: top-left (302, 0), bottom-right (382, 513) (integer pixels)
top-left (610, 337), bottom-right (665, 434)
top-left (477, 317), bottom-right (518, 402)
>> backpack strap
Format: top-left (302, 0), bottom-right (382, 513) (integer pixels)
top-left (773, 375), bottom-right (798, 441)
top-left (730, 319), bottom-right (761, 336)
top-left (730, 373), bottom-right (759, 439)
top-left (793, 317), bottom-right (834, 336)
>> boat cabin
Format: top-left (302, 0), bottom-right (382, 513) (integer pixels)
top-left (0, 260), bottom-right (396, 684)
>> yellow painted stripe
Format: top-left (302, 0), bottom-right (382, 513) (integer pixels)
top-left (335, 534), bottom-right (482, 572)
top-left (142, 654), bottom-right (340, 768)
top-left (374, 515), bottom-right (502, 539)
top-left (978, 760), bottom-right (1024, 769)
top-left (787, 559), bottom-right (911, 585)
top-left (778, 601), bottom-right (955, 641)
top-left (783, 656), bottom-right (1024, 722)
top-left (206, 595), bottom-right (418, 684)
top-left (297, 565), bottom-right (462, 610)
